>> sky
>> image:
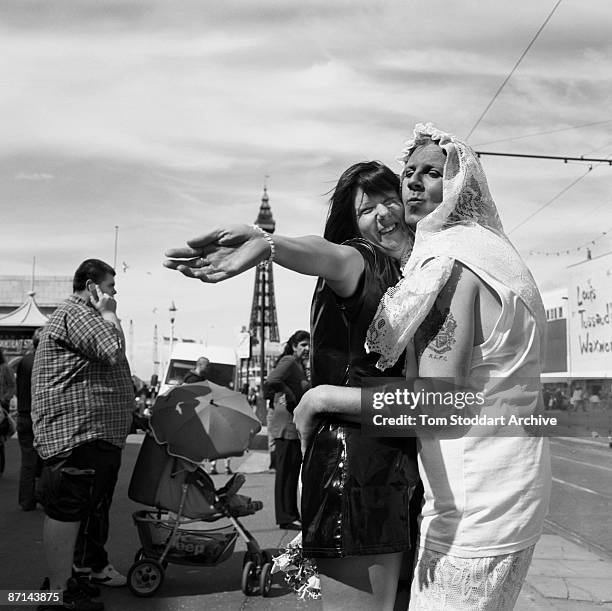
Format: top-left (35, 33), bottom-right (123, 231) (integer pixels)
top-left (1, 0), bottom-right (611, 379)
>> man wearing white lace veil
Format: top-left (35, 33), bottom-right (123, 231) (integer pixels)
top-left (366, 122), bottom-right (547, 368)
top-left (363, 123), bottom-right (551, 610)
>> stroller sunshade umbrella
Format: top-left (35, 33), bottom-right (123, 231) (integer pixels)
top-left (150, 381), bottom-right (262, 462)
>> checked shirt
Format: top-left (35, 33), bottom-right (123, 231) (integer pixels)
top-left (32, 294), bottom-right (134, 459)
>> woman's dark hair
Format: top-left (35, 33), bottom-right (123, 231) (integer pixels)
top-left (276, 329), bottom-right (310, 364)
top-left (73, 259), bottom-right (115, 292)
top-left (0, 348), bottom-right (5, 365)
top-left (323, 161), bottom-right (400, 245)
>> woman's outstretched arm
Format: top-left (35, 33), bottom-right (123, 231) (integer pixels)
top-left (164, 223), bottom-right (364, 298)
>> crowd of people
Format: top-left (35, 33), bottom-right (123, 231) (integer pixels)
top-left (1, 260), bottom-right (306, 611)
top-left (0, 121), bottom-right (556, 610)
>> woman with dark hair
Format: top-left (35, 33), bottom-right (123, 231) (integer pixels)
top-left (264, 329), bottom-right (310, 530)
top-left (164, 161), bottom-right (420, 610)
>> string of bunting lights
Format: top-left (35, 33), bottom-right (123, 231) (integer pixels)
top-left (528, 226), bottom-right (612, 257)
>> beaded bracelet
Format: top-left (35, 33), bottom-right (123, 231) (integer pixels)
top-left (252, 224), bottom-right (275, 268)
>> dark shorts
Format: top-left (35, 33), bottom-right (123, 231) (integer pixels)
top-left (40, 440), bottom-right (121, 522)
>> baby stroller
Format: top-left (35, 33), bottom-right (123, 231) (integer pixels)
top-left (126, 381), bottom-right (272, 597)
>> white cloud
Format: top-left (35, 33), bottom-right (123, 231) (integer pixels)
top-left (14, 172), bottom-right (54, 181)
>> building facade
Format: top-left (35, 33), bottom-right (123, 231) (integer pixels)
top-left (0, 275), bottom-right (72, 360)
top-left (541, 251), bottom-right (612, 400)
top-left (0, 275), bottom-right (72, 318)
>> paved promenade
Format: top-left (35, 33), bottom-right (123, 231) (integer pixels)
top-left (1, 433), bottom-right (611, 610)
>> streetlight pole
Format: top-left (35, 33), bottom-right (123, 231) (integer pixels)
top-left (169, 301), bottom-right (177, 360)
top-left (259, 269), bottom-right (266, 396)
top-left (152, 323), bottom-right (159, 378)
top-left (113, 225), bottom-right (119, 269)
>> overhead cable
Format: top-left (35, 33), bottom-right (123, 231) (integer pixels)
top-left (476, 151), bottom-right (612, 165)
top-left (507, 165), bottom-right (593, 236)
top-left (465, 0), bottom-right (563, 142)
top-left (473, 119), bottom-right (612, 147)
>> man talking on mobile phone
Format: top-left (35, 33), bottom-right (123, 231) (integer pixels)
top-left (32, 259), bottom-right (133, 610)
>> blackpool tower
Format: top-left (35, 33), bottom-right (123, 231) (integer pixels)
top-left (239, 185), bottom-right (281, 394)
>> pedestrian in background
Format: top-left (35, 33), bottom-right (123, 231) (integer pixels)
top-left (570, 385), bottom-right (586, 411)
top-left (0, 346), bottom-right (16, 475)
top-left (15, 327), bottom-right (44, 510)
top-left (247, 384), bottom-right (258, 412)
top-left (264, 330), bottom-right (310, 531)
top-left (33, 259), bottom-right (133, 610)
top-left (182, 356), bottom-right (210, 384)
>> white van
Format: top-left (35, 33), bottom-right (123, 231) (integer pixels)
top-left (158, 343), bottom-right (237, 395)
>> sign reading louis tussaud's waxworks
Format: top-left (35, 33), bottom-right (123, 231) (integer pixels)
top-left (567, 251), bottom-right (612, 376)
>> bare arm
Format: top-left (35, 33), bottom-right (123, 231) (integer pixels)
top-left (415, 261), bottom-right (476, 383)
top-left (407, 262), bottom-right (480, 429)
top-left (164, 224), bottom-right (365, 298)
top-left (293, 385), bottom-right (361, 453)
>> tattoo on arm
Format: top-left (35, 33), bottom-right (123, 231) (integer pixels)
top-left (427, 310), bottom-right (457, 359)
top-left (416, 307), bottom-right (457, 360)
top-left (415, 262), bottom-right (463, 361)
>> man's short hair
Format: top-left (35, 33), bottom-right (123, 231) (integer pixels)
top-left (73, 259), bottom-right (116, 292)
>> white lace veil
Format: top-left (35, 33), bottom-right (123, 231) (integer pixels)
top-left (365, 123), bottom-right (547, 370)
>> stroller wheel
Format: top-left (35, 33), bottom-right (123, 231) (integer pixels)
top-left (259, 562), bottom-right (273, 597)
top-left (128, 559), bottom-right (164, 597)
top-left (241, 560), bottom-right (257, 596)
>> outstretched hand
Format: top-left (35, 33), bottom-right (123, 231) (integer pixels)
top-left (164, 224), bottom-right (270, 283)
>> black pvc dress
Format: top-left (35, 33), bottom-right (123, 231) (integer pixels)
top-left (302, 239), bottom-right (420, 558)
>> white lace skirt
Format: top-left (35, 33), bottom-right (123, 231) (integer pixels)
top-left (409, 545), bottom-right (535, 611)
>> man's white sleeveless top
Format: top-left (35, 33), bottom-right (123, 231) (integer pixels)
top-left (417, 268), bottom-right (552, 558)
